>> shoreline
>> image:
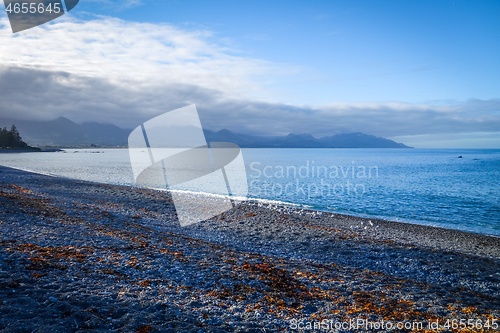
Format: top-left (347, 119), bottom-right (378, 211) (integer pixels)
top-left (1, 164), bottom-right (499, 253)
top-left (1, 165), bottom-right (499, 332)
top-left (0, 148), bottom-right (62, 153)
top-left (2, 162), bottom-right (499, 239)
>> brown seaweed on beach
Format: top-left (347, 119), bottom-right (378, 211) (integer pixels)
top-left (1, 172), bottom-right (499, 332)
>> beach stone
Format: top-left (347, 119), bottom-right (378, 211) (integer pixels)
top-left (0, 165), bottom-right (499, 332)
top-left (303, 304), bottom-right (318, 313)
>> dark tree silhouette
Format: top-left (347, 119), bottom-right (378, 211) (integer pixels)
top-left (0, 124), bottom-right (29, 148)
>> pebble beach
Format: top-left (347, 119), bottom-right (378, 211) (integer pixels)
top-left (1, 165), bottom-right (499, 332)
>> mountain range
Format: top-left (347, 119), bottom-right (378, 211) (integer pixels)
top-left (204, 129), bottom-right (410, 148)
top-left (0, 117), bottom-right (129, 147)
top-left (0, 117), bottom-right (411, 148)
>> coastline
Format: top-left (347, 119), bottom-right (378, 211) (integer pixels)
top-left (1, 147), bottom-right (499, 238)
top-left (0, 148), bottom-right (62, 153)
top-left (1, 165), bottom-right (499, 332)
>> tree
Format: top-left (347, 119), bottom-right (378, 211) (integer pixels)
top-left (10, 125), bottom-right (23, 145)
top-left (0, 124), bottom-right (29, 148)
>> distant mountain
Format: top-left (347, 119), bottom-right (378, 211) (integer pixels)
top-left (0, 117), bottom-right (411, 148)
top-left (0, 117), bottom-right (130, 147)
top-left (319, 132), bottom-right (410, 148)
top-left (204, 129), bottom-right (411, 148)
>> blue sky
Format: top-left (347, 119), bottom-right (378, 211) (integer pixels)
top-left (1, 0), bottom-right (499, 147)
top-left (77, 0), bottom-right (500, 104)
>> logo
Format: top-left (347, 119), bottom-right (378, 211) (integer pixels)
top-left (3, 0), bottom-right (79, 33)
top-left (128, 105), bottom-right (248, 226)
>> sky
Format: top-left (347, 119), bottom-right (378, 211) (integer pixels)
top-left (0, 0), bottom-right (499, 148)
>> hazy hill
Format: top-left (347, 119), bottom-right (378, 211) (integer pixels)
top-left (319, 132), bottom-right (410, 148)
top-left (0, 117), bottom-right (130, 147)
top-left (0, 117), bottom-right (411, 148)
top-left (204, 129), bottom-right (411, 148)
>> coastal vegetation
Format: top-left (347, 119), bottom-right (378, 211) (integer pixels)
top-left (0, 124), bottom-right (38, 150)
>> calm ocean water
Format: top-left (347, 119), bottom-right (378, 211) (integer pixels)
top-left (1, 148), bottom-right (499, 236)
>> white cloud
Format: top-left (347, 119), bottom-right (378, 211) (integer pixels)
top-left (0, 14), bottom-right (499, 147)
top-left (0, 14), bottom-right (276, 97)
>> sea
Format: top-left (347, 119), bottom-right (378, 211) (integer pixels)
top-left (1, 148), bottom-right (499, 236)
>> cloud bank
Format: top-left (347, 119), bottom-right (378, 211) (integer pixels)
top-left (0, 15), bottom-right (499, 146)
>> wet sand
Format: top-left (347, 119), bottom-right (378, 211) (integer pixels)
top-left (1, 166), bottom-right (499, 332)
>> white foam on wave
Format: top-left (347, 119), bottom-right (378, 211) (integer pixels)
top-left (144, 185), bottom-right (306, 210)
top-left (142, 187), bottom-right (311, 221)
top-left (148, 187), bottom-right (240, 200)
